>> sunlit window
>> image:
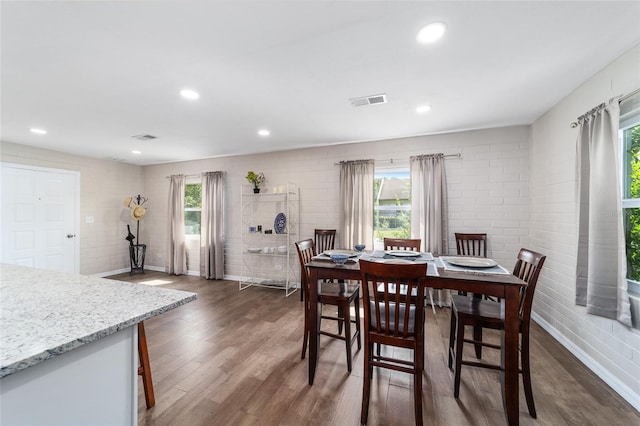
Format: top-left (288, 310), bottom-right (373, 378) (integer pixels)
top-left (374, 170), bottom-right (410, 249)
top-left (620, 96), bottom-right (640, 294)
top-left (185, 183), bottom-right (201, 236)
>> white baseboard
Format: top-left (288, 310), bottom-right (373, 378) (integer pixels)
top-left (92, 268), bottom-right (130, 278)
top-left (531, 312), bottom-right (640, 412)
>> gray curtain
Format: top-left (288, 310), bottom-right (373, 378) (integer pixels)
top-left (575, 98), bottom-right (632, 326)
top-left (410, 153), bottom-right (450, 307)
top-left (200, 171), bottom-right (225, 279)
top-left (339, 159), bottom-right (374, 250)
top-left (166, 174), bottom-right (186, 275)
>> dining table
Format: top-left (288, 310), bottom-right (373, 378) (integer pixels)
top-left (305, 251), bottom-right (526, 426)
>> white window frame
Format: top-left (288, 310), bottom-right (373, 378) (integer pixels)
top-left (184, 180), bottom-right (202, 239)
top-left (620, 107), bottom-right (640, 295)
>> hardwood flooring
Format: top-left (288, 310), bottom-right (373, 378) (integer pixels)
top-left (106, 271), bottom-right (640, 426)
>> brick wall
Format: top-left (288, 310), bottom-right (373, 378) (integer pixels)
top-left (141, 125), bottom-right (530, 280)
top-left (530, 45), bottom-right (640, 408)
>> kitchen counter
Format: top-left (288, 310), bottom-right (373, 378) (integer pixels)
top-left (1, 263), bottom-right (196, 378)
top-left (0, 263), bottom-right (197, 425)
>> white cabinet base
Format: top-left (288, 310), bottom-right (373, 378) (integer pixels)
top-left (0, 326), bottom-right (138, 426)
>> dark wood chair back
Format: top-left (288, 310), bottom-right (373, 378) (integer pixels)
top-left (514, 248), bottom-right (546, 328)
top-left (455, 233), bottom-right (487, 257)
top-left (359, 259), bottom-right (427, 426)
top-left (295, 239), bottom-right (316, 295)
top-left (383, 237), bottom-right (421, 251)
top-left (314, 229), bottom-right (336, 254)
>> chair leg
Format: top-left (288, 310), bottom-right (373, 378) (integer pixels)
top-left (361, 342), bottom-right (373, 425)
top-left (337, 305), bottom-right (344, 335)
top-left (453, 320), bottom-right (465, 398)
top-left (138, 322), bottom-right (155, 409)
top-left (521, 332), bottom-right (537, 418)
top-left (473, 326), bottom-right (483, 359)
top-left (299, 279), bottom-right (304, 302)
top-left (469, 295), bottom-right (483, 359)
top-left (354, 295), bottom-right (362, 351)
top-left (448, 309), bottom-right (457, 370)
top-left (414, 364), bottom-right (424, 426)
top-left (301, 297), bottom-right (309, 359)
top-left (342, 301), bottom-right (353, 372)
top-left (301, 325), bottom-right (309, 360)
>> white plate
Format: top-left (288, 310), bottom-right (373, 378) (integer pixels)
top-left (385, 250), bottom-right (421, 257)
top-left (247, 248), bottom-right (262, 253)
top-left (323, 249), bottom-right (359, 258)
top-left (442, 256), bottom-right (498, 268)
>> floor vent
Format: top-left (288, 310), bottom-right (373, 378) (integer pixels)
top-left (349, 93), bottom-right (387, 107)
top-left (132, 134), bottom-right (158, 141)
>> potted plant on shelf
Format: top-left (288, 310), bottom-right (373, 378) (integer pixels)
top-left (246, 171), bottom-right (266, 193)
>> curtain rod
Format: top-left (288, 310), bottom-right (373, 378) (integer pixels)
top-left (165, 173), bottom-right (200, 179)
top-left (570, 88), bottom-right (640, 128)
top-left (334, 153), bottom-right (460, 166)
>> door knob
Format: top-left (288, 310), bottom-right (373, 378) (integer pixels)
top-left (67, 234), bottom-right (76, 238)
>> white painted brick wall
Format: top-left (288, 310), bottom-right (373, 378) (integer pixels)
top-left (530, 45), bottom-right (640, 407)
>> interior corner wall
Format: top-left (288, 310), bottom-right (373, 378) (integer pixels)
top-left (0, 141), bottom-right (144, 275)
top-left (530, 44), bottom-right (640, 410)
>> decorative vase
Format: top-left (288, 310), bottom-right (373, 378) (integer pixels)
top-left (253, 188), bottom-right (260, 194)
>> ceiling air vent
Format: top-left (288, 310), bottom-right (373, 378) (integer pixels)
top-left (349, 93), bottom-right (387, 107)
top-left (132, 134), bottom-right (158, 141)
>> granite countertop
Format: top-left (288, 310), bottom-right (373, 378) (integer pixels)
top-left (0, 264), bottom-right (197, 379)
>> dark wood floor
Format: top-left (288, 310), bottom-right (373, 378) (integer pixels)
top-left (107, 271), bottom-right (640, 426)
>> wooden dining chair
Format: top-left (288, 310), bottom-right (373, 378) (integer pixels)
top-left (299, 229), bottom-right (338, 301)
top-left (295, 239), bottom-right (361, 372)
top-left (314, 229), bottom-right (336, 253)
top-left (383, 237), bottom-right (421, 251)
top-left (454, 233), bottom-right (487, 258)
top-left (359, 259), bottom-right (428, 426)
top-left (383, 237), bottom-right (436, 316)
top-left (448, 248), bottom-right (546, 418)
top-left (454, 232), bottom-right (491, 298)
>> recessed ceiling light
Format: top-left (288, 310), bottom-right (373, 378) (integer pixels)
top-left (132, 150), bottom-right (142, 155)
top-left (180, 89), bottom-right (200, 100)
top-left (30, 128), bottom-right (47, 135)
top-left (416, 22), bottom-right (446, 44)
top-left (416, 105), bottom-right (432, 114)
top-left (258, 129), bottom-right (270, 137)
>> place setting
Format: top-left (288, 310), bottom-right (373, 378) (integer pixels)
top-left (438, 255), bottom-right (511, 275)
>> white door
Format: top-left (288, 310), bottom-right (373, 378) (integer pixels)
top-left (1, 163), bottom-right (79, 273)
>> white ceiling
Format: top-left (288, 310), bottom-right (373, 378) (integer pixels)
top-left (2, 1), bottom-right (640, 166)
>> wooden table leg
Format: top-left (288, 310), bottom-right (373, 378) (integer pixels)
top-left (501, 285), bottom-right (519, 426)
top-left (308, 268), bottom-right (321, 385)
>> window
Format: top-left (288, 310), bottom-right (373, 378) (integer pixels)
top-left (185, 183), bottom-right (201, 236)
top-left (620, 95), bottom-right (640, 294)
top-left (374, 170), bottom-right (410, 249)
